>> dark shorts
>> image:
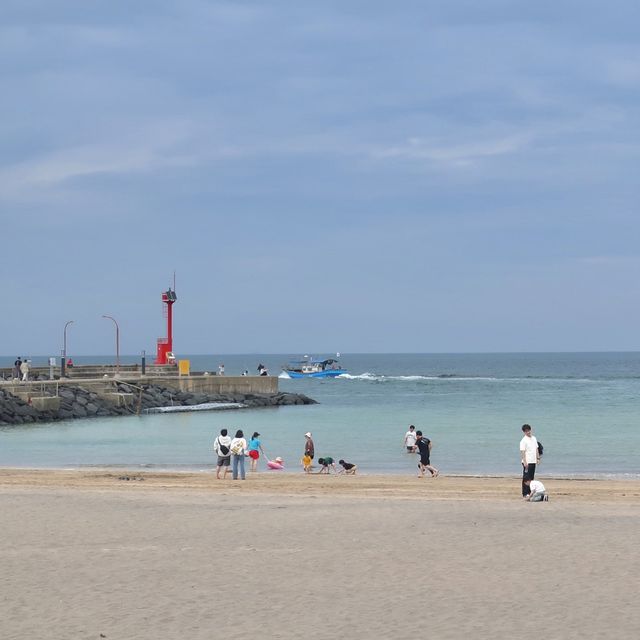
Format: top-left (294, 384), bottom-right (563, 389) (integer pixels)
top-left (420, 456), bottom-right (430, 466)
top-left (217, 456), bottom-right (230, 466)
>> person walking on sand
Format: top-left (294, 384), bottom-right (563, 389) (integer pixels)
top-left (20, 359), bottom-right (30, 382)
top-left (404, 425), bottom-right (418, 453)
top-left (213, 428), bottom-right (232, 479)
top-left (247, 431), bottom-right (265, 472)
top-left (230, 429), bottom-right (248, 480)
top-left (520, 424), bottom-right (540, 498)
top-left (415, 431), bottom-right (439, 478)
top-left (304, 432), bottom-right (315, 461)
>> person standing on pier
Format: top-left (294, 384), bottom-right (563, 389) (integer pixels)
top-left (13, 357), bottom-right (22, 380)
top-left (20, 359), bottom-right (30, 382)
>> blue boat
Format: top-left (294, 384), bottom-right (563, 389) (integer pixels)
top-left (283, 356), bottom-right (346, 378)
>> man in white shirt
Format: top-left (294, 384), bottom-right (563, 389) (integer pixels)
top-left (519, 424), bottom-right (540, 497)
top-left (404, 425), bottom-right (417, 452)
top-left (523, 477), bottom-right (547, 502)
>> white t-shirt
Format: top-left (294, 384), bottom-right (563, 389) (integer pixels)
top-left (405, 431), bottom-right (417, 447)
top-left (520, 435), bottom-right (539, 464)
top-left (529, 480), bottom-right (545, 494)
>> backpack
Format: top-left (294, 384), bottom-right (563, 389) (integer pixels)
top-left (230, 441), bottom-right (244, 456)
top-left (537, 441), bottom-right (544, 457)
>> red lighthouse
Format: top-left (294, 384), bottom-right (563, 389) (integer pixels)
top-left (155, 287), bottom-right (177, 365)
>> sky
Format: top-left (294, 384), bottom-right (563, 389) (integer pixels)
top-left (2, 1), bottom-right (639, 356)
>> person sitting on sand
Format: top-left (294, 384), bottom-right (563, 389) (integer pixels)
top-left (317, 457), bottom-right (336, 474)
top-left (338, 459), bottom-right (357, 475)
top-left (301, 453), bottom-right (313, 473)
top-left (523, 476), bottom-right (548, 502)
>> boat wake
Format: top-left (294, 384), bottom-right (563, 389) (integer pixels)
top-left (337, 372), bottom-right (499, 382)
top-left (337, 373), bottom-right (595, 383)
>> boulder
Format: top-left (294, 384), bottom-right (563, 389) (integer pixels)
top-left (71, 403), bottom-right (87, 418)
top-left (75, 394), bottom-right (89, 406)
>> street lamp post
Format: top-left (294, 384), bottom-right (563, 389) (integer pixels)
top-left (62, 320), bottom-right (74, 378)
top-left (102, 315), bottom-right (120, 374)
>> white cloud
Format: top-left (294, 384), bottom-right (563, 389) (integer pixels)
top-left (371, 133), bottom-right (530, 167)
top-left (0, 121), bottom-right (196, 198)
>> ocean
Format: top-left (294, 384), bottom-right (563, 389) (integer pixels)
top-left (1, 352), bottom-right (639, 478)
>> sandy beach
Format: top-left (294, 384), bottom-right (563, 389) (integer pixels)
top-left (2, 469), bottom-right (639, 639)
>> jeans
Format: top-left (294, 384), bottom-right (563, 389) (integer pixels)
top-left (522, 463), bottom-right (536, 496)
top-left (232, 454), bottom-right (246, 480)
top-left (530, 491), bottom-right (546, 502)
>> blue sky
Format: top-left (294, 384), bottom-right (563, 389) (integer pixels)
top-left (2, 1), bottom-right (639, 355)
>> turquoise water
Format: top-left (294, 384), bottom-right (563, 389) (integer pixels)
top-left (1, 353), bottom-right (639, 478)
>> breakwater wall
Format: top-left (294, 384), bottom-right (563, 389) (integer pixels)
top-left (1, 365), bottom-right (278, 394)
top-left (0, 377), bottom-right (315, 427)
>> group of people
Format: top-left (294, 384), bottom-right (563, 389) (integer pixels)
top-left (212, 429), bottom-right (357, 479)
top-left (213, 429), bottom-right (269, 480)
top-left (301, 432), bottom-right (357, 474)
top-left (404, 422), bottom-right (548, 499)
top-left (520, 423), bottom-right (548, 501)
top-left (215, 364), bottom-right (268, 376)
top-left (212, 423), bottom-right (548, 500)
top-left (12, 357), bottom-right (30, 382)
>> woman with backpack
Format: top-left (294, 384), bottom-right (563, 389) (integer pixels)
top-left (230, 429), bottom-right (248, 480)
top-left (213, 428), bottom-right (232, 479)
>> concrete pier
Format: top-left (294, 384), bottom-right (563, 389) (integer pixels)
top-left (0, 365), bottom-right (278, 395)
top-left (0, 369), bottom-right (316, 427)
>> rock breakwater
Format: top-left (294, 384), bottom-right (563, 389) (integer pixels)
top-left (0, 384), bottom-right (317, 427)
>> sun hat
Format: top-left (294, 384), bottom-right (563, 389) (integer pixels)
top-left (304, 432), bottom-right (312, 437)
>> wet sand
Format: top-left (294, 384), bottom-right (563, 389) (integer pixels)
top-left (1, 469), bottom-right (639, 639)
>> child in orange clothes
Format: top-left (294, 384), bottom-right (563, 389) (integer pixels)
top-left (301, 453), bottom-right (312, 473)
